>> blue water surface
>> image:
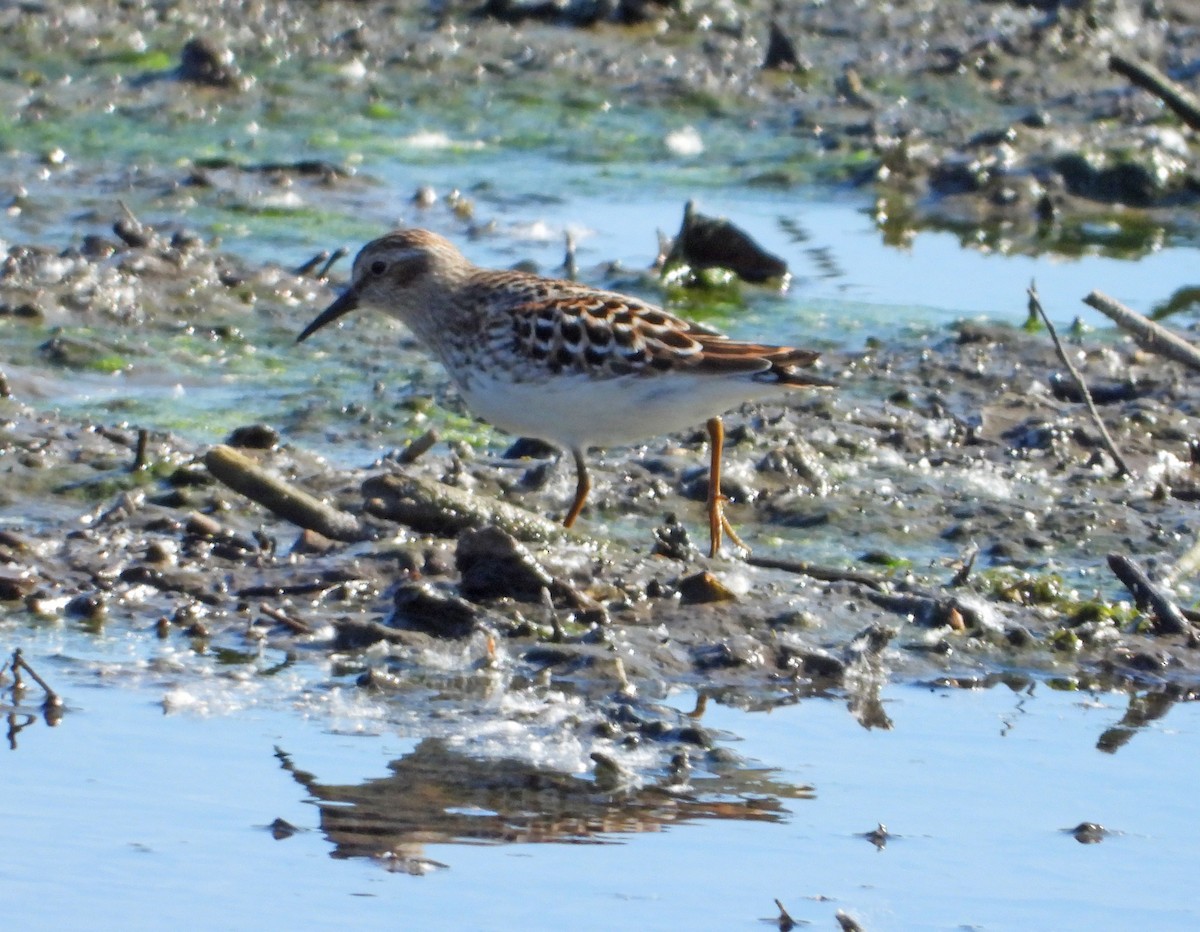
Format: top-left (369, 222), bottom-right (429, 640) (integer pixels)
top-left (3, 636), bottom-right (1197, 931)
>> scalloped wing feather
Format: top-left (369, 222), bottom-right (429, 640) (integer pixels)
top-left (502, 297), bottom-right (829, 386)
top-left (504, 294), bottom-right (711, 377)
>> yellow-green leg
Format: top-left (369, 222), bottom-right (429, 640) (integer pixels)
top-left (562, 447), bottom-right (590, 528)
top-left (706, 417), bottom-right (748, 557)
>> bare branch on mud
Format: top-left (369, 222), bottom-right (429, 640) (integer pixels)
top-left (865, 590), bottom-right (980, 629)
top-left (743, 553), bottom-right (887, 590)
top-left (396, 428), bottom-right (439, 465)
top-left (257, 604), bottom-right (313, 635)
top-left (204, 444), bottom-right (368, 542)
top-left (1109, 53), bottom-right (1200, 132)
top-left (1085, 289), bottom-right (1200, 374)
top-left (331, 617), bottom-right (437, 651)
top-left (1106, 554), bottom-right (1192, 636)
top-left (1030, 284), bottom-right (1132, 478)
top-left (362, 472), bottom-right (564, 543)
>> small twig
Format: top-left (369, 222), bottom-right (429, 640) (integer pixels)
top-left (205, 444), bottom-right (368, 542)
top-left (1109, 53), bottom-right (1200, 131)
top-left (293, 250), bottom-right (329, 277)
top-left (1107, 554), bottom-right (1191, 635)
top-left (331, 616), bottom-right (435, 650)
top-left (866, 590), bottom-right (974, 629)
top-left (1084, 290), bottom-right (1200, 374)
top-left (316, 247), bottom-right (348, 281)
top-left (948, 543), bottom-right (978, 588)
top-left (541, 586), bottom-right (566, 642)
top-left (610, 656), bottom-right (633, 696)
top-left (396, 428), bottom-right (439, 465)
top-left (131, 428), bottom-right (149, 472)
top-left (258, 604), bottom-right (313, 635)
top-left (113, 200), bottom-right (153, 248)
top-left (295, 247), bottom-right (348, 281)
top-left (361, 472), bottom-right (563, 543)
top-left (744, 554), bottom-right (886, 590)
top-left (836, 910), bottom-right (865, 932)
top-left (11, 649), bottom-right (63, 710)
top-left (562, 230), bottom-right (578, 280)
top-left (773, 898), bottom-right (797, 932)
top-left (1030, 284), bottom-right (1132, 479)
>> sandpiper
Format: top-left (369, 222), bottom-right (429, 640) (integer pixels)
top-left (298, 228), bottom-right (830, 556)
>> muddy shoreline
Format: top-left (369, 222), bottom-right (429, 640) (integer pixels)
top-left (3, 210), bottom-right (1200, 692)
top-left (3, 0), bottom-right (1200, 776)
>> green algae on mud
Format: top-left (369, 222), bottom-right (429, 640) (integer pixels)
top-left (4, 0), bottom-right (1198, 262)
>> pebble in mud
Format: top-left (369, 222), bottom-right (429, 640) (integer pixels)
top-left (455, 525), bottom-right (556, 603)
top-left (692, 637), bottom-right (766, 671)
top-left (390, 581), bottom-right (481, 638)
top-left (176, 38), bottom-right (243, 89)
top-left (0, 572), bottom-right (36, 601)
top-left (65, 592), bottom-right (106, 621)
top-left (651, 515), bottom-right (697, 561)
top-left (677, 571), bottom-right (738, 605)
top-left (226, 424), bottom-right (280, 450)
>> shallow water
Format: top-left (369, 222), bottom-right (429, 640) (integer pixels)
top-left (4, 635), bottom-right (1198, 931)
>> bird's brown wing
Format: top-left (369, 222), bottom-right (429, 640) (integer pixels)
top-left (497, 287), bottom-right (829, 386)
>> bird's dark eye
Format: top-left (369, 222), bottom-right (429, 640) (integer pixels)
top-left (369, 260), bottom-right (387, 275)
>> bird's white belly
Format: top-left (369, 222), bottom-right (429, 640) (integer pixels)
top-left (459, 370), bottom-right (785, 451)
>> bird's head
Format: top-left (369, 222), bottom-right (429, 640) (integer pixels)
top-left (297, 229), bottom-right (468, 343)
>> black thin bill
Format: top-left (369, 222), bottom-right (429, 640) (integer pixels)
top-left (296, 287), bottom-right (360, 343)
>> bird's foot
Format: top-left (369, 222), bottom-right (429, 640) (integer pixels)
top-left (707, 493), bottom-right (751, 558)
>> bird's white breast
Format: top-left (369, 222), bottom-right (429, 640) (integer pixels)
top-left (458, 368), bottom-right (789, 451)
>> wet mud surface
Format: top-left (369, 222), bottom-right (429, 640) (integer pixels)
top-left (4, 215), bottom-right (1200, 703)
top-left (4, 0), bottom-right (1200, 841)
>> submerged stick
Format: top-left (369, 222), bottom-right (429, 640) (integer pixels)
top-left (258, 604), bottom-right (313, 635)
top-left (1030, 285), bottom-right (1132, 478)
top-left (316, 246), bottom-right (348, 281)
top-left (204, 444), bottom-right (367, 542)
top-left (1085, 290), bottom-right (1200, 374)
top-left (1107, 554), bottom-right (1191, 636)
top-left (11, 649), bottom-right (63, 710)
top-left (1109, 54), bottom-right (1200, 131)
top-left (744, 554), bottom-right (886, 590)
top-left (773, 898), bottom-right (797, 931)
